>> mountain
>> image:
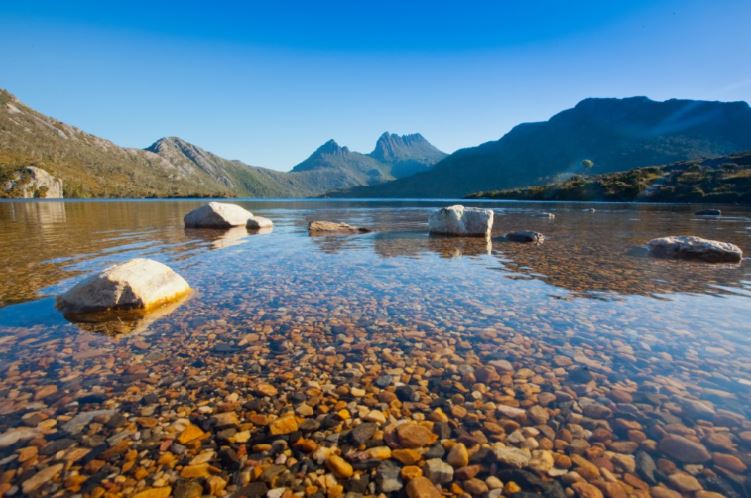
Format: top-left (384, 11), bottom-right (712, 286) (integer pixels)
top-left (468, 151), bottom-right (751, 204)
top-left (290, 133), bottom-right (446, 193)
top-left (144, 137), bottom-right (317, 197)
top-left (0, 89), bottom-right (232, 197)
top-left (290, 139), bottom-right (393, 191)
top-left (0, 88), bottom-right (442, 198)
top-left (330, 97), bottom-right (751, 198)
top-left (369, 132), bottom-right (447, 178)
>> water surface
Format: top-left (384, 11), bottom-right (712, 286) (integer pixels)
top-left (0, 199), bottom-right (749, 497)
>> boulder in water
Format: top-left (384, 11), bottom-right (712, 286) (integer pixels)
top-left (184, 202), bottom-right (253, 228)
top-left (505, 231), bottom-right (544, 244)
top-left (58, 258), bottom-right (191, 316)
top-left (247, 215), bottom-right (273, 230)
top-left (308, 220), bottom-right (370, 234)
top-left (695, 209), bottom-right (721, 216)
top-left (647, 235), bottom-right (742, 263)
top-left (428, 205), bottom-right (493, 237)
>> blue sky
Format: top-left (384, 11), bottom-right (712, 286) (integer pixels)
top-left (2, 1), bottom-right (750, 170)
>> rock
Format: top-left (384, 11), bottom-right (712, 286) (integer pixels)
top-left (571, 481), bottom-right (604, 498)
top-left (134, 487), bottom-right (173, 498)
top-left (695, 209), bottom-right (721, 216)
top-left (326, 454), bottom-right (354, 478)
top-left (428, 205), bottom-right (493, 237)
top-left (57, 258), bottom-right (191, 316)
top-left (668, 471), bottom-right (702, 492)
top-left (246, 215), bottom-right (273, 230)
top-left (184, 202), bottom-right (253, 228)
top-left (351, 423), bottom-right (377, 445)
top-left (492, 445), bottom-right (531, 468)
top-left (505, 231), bottom-right (544, 244)
top-left (447, 443), bottom-right (469, 468)
top-left (636, 450), bottom-right (657, 484)
top-left (647, 236), bottom-right (742, 263)
top-left (178, 424), bottom-right (207, 444)
top-left (658, 434), bottom-right (711, 463)
top-left (269, 415), bottom-right (299, 435)
top-left (174, 479), bottom-right (203, 498)
top-left (396, 423), bottom-right (438, 448)
top-left (22, 463), bottom-right (63, 494)
top-left (464, 478), bottom-right (489, 496)
top-left (423, 458), bottom-right (454, 484)
top-left (406, 476), bottom-right (442, 498)
top-left (0, 427), bottom-right (40, 448)
top-left (376, 461), bottom-right (403, 493)
top-left (308, 220), bottom-right (371, 234)
top-left (62, 409), bottom-right (115, 435)
top-left (3, 166), bottom-right (63, 198)
top-left (712, 452), bottom-right (747, 473)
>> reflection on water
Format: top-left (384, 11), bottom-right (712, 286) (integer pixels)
top-left (0, 199), bottom-right (750, 497)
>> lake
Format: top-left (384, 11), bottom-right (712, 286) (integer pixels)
top-left (0, 199), bottom-right (750, 497)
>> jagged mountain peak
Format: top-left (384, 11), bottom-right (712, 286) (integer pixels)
top-left (313, 139), bottom-right (349, 155)
top-left (369, 131), bottom-right (446, 168)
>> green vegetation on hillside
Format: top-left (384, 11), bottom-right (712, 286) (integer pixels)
top-left (467, 152), bottom-right (751, 203)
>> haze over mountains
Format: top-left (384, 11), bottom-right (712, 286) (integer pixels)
top-left (0, 88), bottom-right (445, 197)
top-left (3, 88), bottom-right (751, 199)
top-left (332, 97), bottom-right (751, 198)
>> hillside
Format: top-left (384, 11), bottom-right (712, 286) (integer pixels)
top-left (329, 97), bottom-right (751, 198)
top-left (0, 89), bottom-right (443, 198)
top-left (467, 152), bottom-right (751, 203)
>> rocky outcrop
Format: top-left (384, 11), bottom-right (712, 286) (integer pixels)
top-left (57, 258), bottom-right (191, 316)
top-left (308, 220), bottom-right (371, 235)
top-left (505, 231), bottom-right (544, 244)
top-left (428, 205), bottom-right (493, 237)
top-left (647, 235), bottom-right (742, 263)
top-left (247, 215), bottom-right (273, 230)
top-left (184, 202), bottom-right (252, 228)
top-left (3, 166), bottom-right (63, 198)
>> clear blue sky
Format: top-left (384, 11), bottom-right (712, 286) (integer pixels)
top-left (2, 1), bottom-right (750, 171)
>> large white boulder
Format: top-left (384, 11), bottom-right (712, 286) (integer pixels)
top-left (58, 258), bottom-right (191, 315)
top-left (184, 202), bottom-right (253, 228)
top-left (648, 235), bottom-right (743, 263)
top-left (428, 205), bottom-right (493, 237)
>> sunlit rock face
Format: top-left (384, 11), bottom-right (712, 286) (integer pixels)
top-left (428, 205), bottom-right (493, 237)
top-left (57, 258), bottom-right (191, 316)
top-left (184, 202), bottom-right (253, 228)
top-left (3, 166), bottom-right (63, 198)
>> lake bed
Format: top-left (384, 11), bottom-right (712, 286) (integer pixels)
top-left (0, 199), bottom-right (749, 497)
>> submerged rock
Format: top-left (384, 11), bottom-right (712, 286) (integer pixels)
top-left (246, 215), bottom-right (273, 230)
top-left (308, 220), bottom-right (371, 234)
top-left (428, 205), bottom-right (493, 237)
top-left (505, 231), bottom-right (544, 244)
top-left (184, 202), bottom-right (253, 228)
top-left (57, 258), bottom-right (191, 315)
top-left (695, 209), bottom-right (721, 216)
top-left (647, 236), bottom-right (742, 263)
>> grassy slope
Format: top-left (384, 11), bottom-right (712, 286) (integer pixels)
top-left (467, 152), bottom-right (751, 204)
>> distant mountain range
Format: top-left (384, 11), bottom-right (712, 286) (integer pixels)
top-left (0, 88), bottom-right (445, 197)
top-left (330, 96), bottom-right (751, 198)
top-left (3, 88), bottom-right (751, 199)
